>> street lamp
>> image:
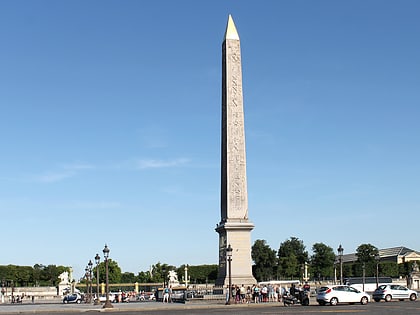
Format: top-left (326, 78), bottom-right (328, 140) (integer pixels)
top-left (362, 263), bottom-right (366, 292)
top-left (88, 260), bottom-right (93, 303)
top-left (333, 261), bottom-right (337, 285)
top-left (225, 244), bottom-right (233, 305)
top-left (338, 244), bottom-right (344, 285)
top-left (94, 254), bottom-right (100, 305)
top-left (85, 266), bottom-right (90, 303)
top-left (375, 254), bottom-right (380, 289)
top-left (102, 244), bottom-right (113, 309)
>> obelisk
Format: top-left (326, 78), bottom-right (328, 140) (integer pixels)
top-left (215, 15), bottom-right (256, 286)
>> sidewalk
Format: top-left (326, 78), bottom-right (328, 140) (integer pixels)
top-left (0, 299), bottom-right (303, 313)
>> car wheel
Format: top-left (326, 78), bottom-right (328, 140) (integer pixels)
top-left (77, 299), bottom-right (81, 304)
top-left (63, 300), bottom-right (68, 304)
top-left (385, 294), bottom-right (392, 302)
top-left (361, 296), bottom-right (368, 305)
top-left (330, 297), bottom-right (338, 306)
top-left (409, 293), bottom-right (417, 301)
top-left (374, 298), bottom-right (381, 302)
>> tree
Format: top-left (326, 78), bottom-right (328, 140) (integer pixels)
top-left (251, 239), bottom-right (277, 282)
top-left (97, 259), bottom-right (122, 284)
top-left (310, 243), bottom-right (335, 280)
top-left (278, 237), bottom-right (308, 279)
top-left (137, 271), bottom-right (152, 283)
top-left (356, 244), bottom-right (379, 277)
top-left (177, 264), bottom-right (218, 284)
top-left (121, 272), bottom-right (136, 283)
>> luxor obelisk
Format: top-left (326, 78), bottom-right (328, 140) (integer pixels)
top-left (215, 15), bottom-right (257, 286)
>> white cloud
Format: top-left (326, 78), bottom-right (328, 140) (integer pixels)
top-left (136, 158), bottom-right (190, 169)
top-left (35, 171), bottom-right (75, 183)
top-left (61, 163), bottom-right (95, 170)
top-left (30, 162), bottom-right (94, 183)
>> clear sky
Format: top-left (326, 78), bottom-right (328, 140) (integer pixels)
top-left (1, 1), bottom-right (419, 280)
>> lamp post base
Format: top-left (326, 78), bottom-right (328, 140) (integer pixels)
top-left (103, 301), bottom-right (113, 309)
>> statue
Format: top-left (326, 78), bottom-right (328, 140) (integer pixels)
top-left (412, 261), bottom-right (419, 273)
top-left (59, 271), bottom-right (69, 284)
top-left (167, 270), bottom-right (180, 286)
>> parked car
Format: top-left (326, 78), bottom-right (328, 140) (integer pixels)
top-left (373, 284), bottom-right (417, 302)
top-left (63, 293), bottom-right (82, 304)
top-left (96, 294), bottom-right (116, 303)
top-left (316, 285), bottom-right (370, 306)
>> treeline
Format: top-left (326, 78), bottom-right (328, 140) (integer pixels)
top-left (251, 237), bottom-right (415, 282)
top-left (0, 264), bottom-right (70, 287)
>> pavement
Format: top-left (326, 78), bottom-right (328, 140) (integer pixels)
top-left (0, 299), bottom-right (304, 313)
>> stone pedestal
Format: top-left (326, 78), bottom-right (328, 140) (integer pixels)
top-left (216, 221), bottom-right (256, 286)
top-left (407, 262), bottom-right (420, 290)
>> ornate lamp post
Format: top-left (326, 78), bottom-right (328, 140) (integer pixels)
top-left (88, 260), bottom-right (93, 303)
top-left (362, 263), bottom-right (366, 292)
top-left (102, 244), bottom-right (113, 309)
top-left (94, 254), bottom-right (100, 305)
top-left (338, 244), bottom-right (344, 285)
top-left (333, 261), bottom-right (337, 285)
top-left (225, 244), bottom-right (233, 305)
top-left (85, 266), bottom-right (89, 303)
top-left (375, 254), bottom-right (380, 289)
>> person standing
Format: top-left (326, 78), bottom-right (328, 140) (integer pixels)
top-left (163, 287), bottom-right (169, 303)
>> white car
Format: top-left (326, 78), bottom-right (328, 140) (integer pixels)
top-left (373, 284), bottom-right (417, 302)
top-left (316, 285), bottom-right (370, 306)
top-left (96, 294), bottom-right (116, 303)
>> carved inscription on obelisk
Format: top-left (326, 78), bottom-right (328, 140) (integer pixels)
top-left (221, 15), bottom-right (248, 221)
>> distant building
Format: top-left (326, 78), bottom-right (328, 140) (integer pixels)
top-left (341, 246), bottom-right (420, 264)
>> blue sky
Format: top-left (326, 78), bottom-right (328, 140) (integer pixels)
top-left (1, 1), bottom-right (419, 279)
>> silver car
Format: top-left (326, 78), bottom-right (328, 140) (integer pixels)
top-left (373, 284), bottom-right (417, 302)
top-left (316, 285), bottom-right (370, 306)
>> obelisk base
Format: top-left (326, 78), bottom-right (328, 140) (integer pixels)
top-left (215, 221), bottom-right (257, 286)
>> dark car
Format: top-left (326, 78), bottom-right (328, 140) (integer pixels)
top-left (63, 293), bottom-right (82, 304)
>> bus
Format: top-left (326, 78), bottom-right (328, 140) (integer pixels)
top-left (344, 277), bottom-right (392, 292)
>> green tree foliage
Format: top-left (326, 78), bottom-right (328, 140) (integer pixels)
top-left (96, 259), bottom-right (122, 284)
top-left (0, 264), bottom-right (70, 287)
top-left (251, 239), bottom-right (277, 282)
top-left (379, 261), bottom-right (399, 278)
top-left (356, 244), bottom-right (379, 276)
top-left (310, 243), bottom-right (335, 280)
top-left (278, 237), bottom-right (308, 279)
top-left (121, 272), bottom-right (136, 283)
top-left (137, 271), bottom-right (152, 283)
top-left (176, 264), bottom-right (218, 284)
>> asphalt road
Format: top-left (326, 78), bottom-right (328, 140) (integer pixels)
top-left (0, 300), bottom-right (419, 315)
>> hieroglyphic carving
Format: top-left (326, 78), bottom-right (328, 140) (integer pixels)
top-left (226, 39), bottom-right (248, 218)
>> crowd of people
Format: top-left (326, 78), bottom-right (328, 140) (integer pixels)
top-left (226, 282), bottom-right (311, 304)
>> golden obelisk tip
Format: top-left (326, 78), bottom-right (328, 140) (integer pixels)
top-left (224, 14), bottom-right (239, 40)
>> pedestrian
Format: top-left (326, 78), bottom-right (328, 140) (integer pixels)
top-left (225, 285), bottom-right (230, 304)
top-left (163, 286), bottom-right (169, 303)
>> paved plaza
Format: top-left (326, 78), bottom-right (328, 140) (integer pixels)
top-left (0, 299), bottom-right (289, 313)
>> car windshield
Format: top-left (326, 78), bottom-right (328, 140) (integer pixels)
top-left (377, 285), bottom-right (387, 290)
